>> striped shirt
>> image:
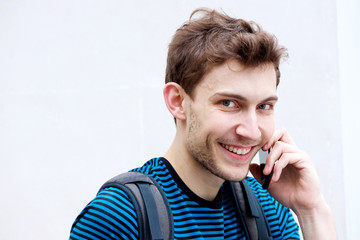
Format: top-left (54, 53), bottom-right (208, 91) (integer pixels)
top-left (70, 157), bottom-right (300, 239)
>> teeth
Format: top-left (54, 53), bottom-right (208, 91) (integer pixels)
top-left (222, 144), bottom-right (251, 155)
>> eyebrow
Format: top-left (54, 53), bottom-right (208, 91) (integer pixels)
top-left (210, 92), bottom-right (278, 102)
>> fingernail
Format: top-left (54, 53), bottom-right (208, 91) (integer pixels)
top-left (264, 143), bottom-right (271, 150)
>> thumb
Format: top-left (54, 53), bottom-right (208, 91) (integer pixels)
top-left (249, 163), bottom-right (261, 184)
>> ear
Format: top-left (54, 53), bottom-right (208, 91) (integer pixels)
top-left (163, 82), bottom-right (186, 121)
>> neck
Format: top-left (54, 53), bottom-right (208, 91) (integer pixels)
top-left (163, 136), bottom-right (224, 201)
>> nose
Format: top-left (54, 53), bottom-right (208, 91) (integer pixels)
top-left (235, 110), bottom-right (261, 141)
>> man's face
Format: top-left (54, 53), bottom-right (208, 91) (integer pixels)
top-left (184, 60), bottom-right (277, 182)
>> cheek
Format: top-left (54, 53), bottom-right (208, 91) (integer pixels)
top-left (260, 118), bottom-right (275, 141)
top-left (194, 107), bottom-right (222, 127)
top-left (206, 112), bottom-right (233, 133)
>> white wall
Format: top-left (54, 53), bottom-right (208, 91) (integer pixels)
top-left (337, 0), bottom-right (360, 239)
top-left (0, 0), bottom-right (351, 239)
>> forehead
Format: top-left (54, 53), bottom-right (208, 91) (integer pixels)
top-left (192, 60), bottom-right (277, 99)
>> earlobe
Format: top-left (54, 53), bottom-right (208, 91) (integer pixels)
top-left (163, 82), bottom-right (186, 121)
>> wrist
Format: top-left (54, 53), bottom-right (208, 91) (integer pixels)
top-left (293, 194), bottom-right (328, 217)
top-left (294, 197), bottom-right (337, 240)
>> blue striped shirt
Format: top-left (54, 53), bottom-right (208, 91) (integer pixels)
top-left (70, 157), bottom-right (300, 239)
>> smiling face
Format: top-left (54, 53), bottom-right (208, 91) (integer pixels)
top-left (183, 60), bottom-right (278, 182)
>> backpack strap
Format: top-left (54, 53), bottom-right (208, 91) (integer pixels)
top-left (230, 181), bottom-right (273, 240)
top-left (98, 172), bottom-right (174, 240)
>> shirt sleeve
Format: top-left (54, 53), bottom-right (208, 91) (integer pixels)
top-left (246, 177), bottom-right (300, 240)
top-left (69, 187), bottom-right (139, 240)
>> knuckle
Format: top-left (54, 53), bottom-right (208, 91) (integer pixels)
top-left (273, 141), bottom-right (283, 149)
top-left (280, 127), bottom-right (287, 133)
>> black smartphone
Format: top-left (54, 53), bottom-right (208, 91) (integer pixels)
top-left (259, 149), bottom-right (273, 189)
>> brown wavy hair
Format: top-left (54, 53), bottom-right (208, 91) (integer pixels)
top-left (165, 8), bottom-right (288, 97)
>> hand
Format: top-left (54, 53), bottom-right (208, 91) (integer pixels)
top-left (250, 128), bottom-right (321, 212)
top-left (249, 128), bottom-right (337, 239)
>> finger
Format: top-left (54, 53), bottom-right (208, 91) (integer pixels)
top-left (263, 128), bottom-right (295, 151)
top-left (272, 152), bottom-right (304, 181)
top-left (263, 141), bottom-right (298, 175)
top-left (272, 153), bottom-right (291, 181)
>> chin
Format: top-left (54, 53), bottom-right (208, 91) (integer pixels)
top-left (224, 174), bottom-right (248, 182)
top-left (214, 166), bottom-right (249, 182)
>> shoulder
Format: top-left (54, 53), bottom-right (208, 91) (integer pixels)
top-left (245, 177), bottom-right (272, 200)
top-left (131, 157), bottom-right (173, 186)
top-left (131, 157), bottom-right (168, 175)
top-left (70, 158), bottom-right (166, 240)
top-left (245, 177), bottom-right (300, 240)
top-left (70, 187), bottom-right (139, 240)
top-left (70, 158), bottom-right (172, 239)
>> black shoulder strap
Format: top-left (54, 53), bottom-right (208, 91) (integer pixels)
top-left (98, 172), bottom-right (174, 240)
top-left (230, 181), bottom-right (273, 240)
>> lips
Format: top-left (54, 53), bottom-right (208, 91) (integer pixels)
top-left (220, 143), bottom-right (252, 155)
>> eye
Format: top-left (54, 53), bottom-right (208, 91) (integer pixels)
top-left (222, 100), bottom-right (236, 108)
top-left (258, 104), bottom-right (271, 110)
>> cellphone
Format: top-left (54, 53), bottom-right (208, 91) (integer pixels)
top-left (259, 149), bottom-right (273, 189)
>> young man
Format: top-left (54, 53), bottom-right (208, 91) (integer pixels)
top-left (70, 8), bottom-right (337, 239)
